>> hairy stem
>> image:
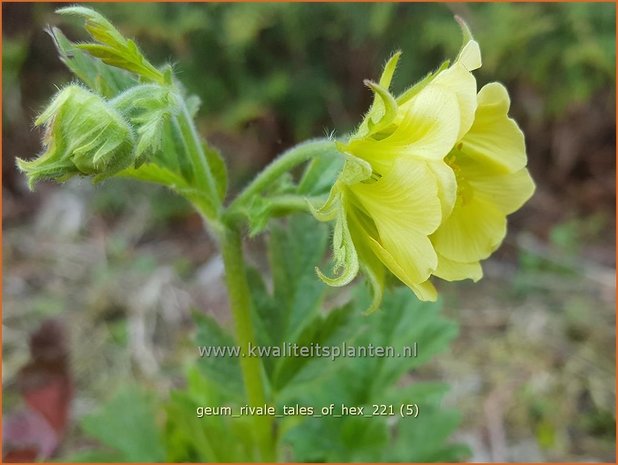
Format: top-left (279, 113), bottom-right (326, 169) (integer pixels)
top-left (174, 100), bottom-right (221, 221)
top-left (267, 194), bottom-right (327, 215)
top-left (221, 226), bottom-right (275, 461)
top-left (227, 138), bottom-right (336, 214)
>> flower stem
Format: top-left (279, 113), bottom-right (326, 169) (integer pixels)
top-left (267, 194), bottom-right (326, 215)
top-left (227, 138), bottom-right (336, 214)
top-left (174, 100), bottom-right (221, 221)
top-left (220, 226), bottom-right (275, 461)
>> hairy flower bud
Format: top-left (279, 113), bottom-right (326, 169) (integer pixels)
top-left (17, 85), bottom-right (136, 188)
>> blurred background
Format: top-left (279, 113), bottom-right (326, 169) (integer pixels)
top-left (3, 2), bottom-right (616, 462)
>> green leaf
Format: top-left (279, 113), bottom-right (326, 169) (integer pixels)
top-left (247, 215), bottom-right (329, 383)
top-left (297, 148), bottom-right (343, 196)
top-left (285, 414), bottom-right (390, 462)
top-left (194, 312), bottom-right (244, 398)
top-left (159, 117), bottom-right (194, 181)
top-left (272, 302), bottom-right (356, 392)
top-left (344, 287), bottom-right (459, 399)
top-left (249, 215), bottom-right (329, 349)
top-left (384, 381), bottom-right (451, 407)
top-left (79, 386), bottom-right (166, 462)
top-left (118, 162), bottom-right (213, 213)
top-left (280, 287), bottom-right (464, 462)
top-left (165, 369), bottom-right (257, 462)
top-left (121, 87), bottom-right (180, 165)
top-left (386, 408), bottom-right (469, 462)
top-left (269, 215), bottom-right (329, 338)
top-left (119, 163), bottom-right (188, 187)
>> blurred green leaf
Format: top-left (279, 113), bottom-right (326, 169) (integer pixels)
top-left (250, 214), bottom-right (329, 351)
top-left (193, 312), bottom-right (244, 398)
top-left (79, 386), bottom-right (166, 462)
top-left (282, 287), bottom-right (463, 461)
top-left (165, 368), bottom-right (256, 462)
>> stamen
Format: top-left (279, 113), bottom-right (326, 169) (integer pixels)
top-left (361, 170), bottom-right (383, 184)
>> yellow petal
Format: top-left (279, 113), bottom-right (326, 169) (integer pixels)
top-left (431, 196), bottom-right (506, 263)
top-left (410, 279), bottom-right (438, 302)
top-left (431, 62), bottom-right (478, 140)
top-left (460, 82), bottom-right (527, 173)
top-left (454, 16), bottom-right (482, 71)
top-left (434, 253), bottom-right (483, 282)
top-left (457, 40), bottom-right (482, 72)
top-left (366, 233), bottom-right (437, 300)
top-left (466, 166), bottom-right (536, 215)
top-left (428, 160), bottom-right (457, 220)
top-left (350, 157), bottom-right (442, 236)
top-left (347, 85), bottom-right (460, 163)
top-left (350, 157), bottom-right (441, 284)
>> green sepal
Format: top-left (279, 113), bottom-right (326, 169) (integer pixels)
top-left (315, 199), bottom-right (360, 288)
top-left (396, 59), bottom-right (450, 105)
top-left (58, 6), bottom-right (165, 84)
top-left (47, 26), bottom-right (137, 98)
top-left (364, 80), bottom-right (398, 137)
top-left (17, 85), bottom-right (136, 189)
top-left (204, 144), bottom-right (228, 202)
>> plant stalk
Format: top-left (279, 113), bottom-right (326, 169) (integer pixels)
top-left (227, 138), bottom-right (336, 214)
top-left (221, 226), bottom-right (275, 461)
top-left (174, 99), bottom-right (221, 219)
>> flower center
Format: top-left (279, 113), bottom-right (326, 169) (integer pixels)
top-left (445, 145), bottom-right (473, 206)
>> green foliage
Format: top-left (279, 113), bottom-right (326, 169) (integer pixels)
top-left (280, 287), bottom-right (463, 462)
top-left (88, 2), bottom-right (613, 139)
top-left (471, 3), bottom-right (615, 116)
top-left (514, 214), bottom-right (611, 296)
top-left (65, 386), bottom-right (166, 462)
top-left (193, 312), bottom-right (244, 399)
top-left (53, 187), bottom-right (463, 462)
top-left (204, 144), bottom-right (228, 202)
top-left (165, 368), bottom-right (257, 462)
top-left (163, 215), bottom-right (465, 462)
top-left (252, 214), bottom-right (330, 351)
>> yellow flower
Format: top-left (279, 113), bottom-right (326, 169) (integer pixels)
top-left (313, 20), bottom-right (482, 312)
top-left (431, 82), bottom-right (535, 281)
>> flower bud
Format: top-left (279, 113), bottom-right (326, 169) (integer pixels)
top-left (17, 85), bottom-right (135, 188)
